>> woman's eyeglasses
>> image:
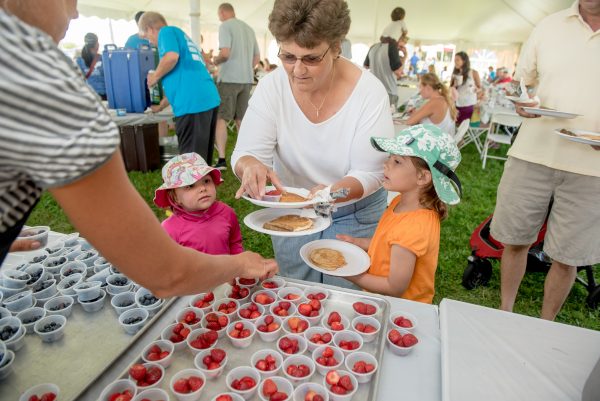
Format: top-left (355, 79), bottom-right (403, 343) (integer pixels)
top-left (277, 46), bottom-right (330, 66)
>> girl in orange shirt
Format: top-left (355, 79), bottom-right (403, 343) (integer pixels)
top-left (338, 124), bottom-right (462, 303)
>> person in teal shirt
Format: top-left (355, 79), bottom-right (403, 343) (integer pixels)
top-left (138, 12), bottom-right (220, 163)
top-left (124, 11), bottom-right (150, 49)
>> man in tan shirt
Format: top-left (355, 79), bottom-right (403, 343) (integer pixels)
top-left (490, 0), bottom-right (600, 321)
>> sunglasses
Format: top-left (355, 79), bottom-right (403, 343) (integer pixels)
top-left (277, 46), bottom-right (330, 66)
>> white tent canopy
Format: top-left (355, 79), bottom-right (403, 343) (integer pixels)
top-left (78, 0), bottom-right (572, 46)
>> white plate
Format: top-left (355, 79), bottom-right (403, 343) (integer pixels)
top-left (299, 239), bottom-right (370, 277)
top-left (242, 186), bottom-right (316, 209)
top-left (505, 95), bottom-right (536, 104)
top-left (522, 107), bottom-right (580, 119)
top-left (554, 129), bottom-right (600, 145)
top-left (243, 208), bottom-right (331, 237)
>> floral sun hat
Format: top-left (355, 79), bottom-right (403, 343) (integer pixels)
top-left (153, 152), bottom-right (223, 208)
top-left (370, 124), bottom-right (462, 205)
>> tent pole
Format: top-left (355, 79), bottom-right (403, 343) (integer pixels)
top-left (190, 0), bottom-right (201, 45)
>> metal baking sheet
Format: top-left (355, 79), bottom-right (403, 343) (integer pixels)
top-left (108, 278), bottom-right (390, 401)
top-left (0, 296), bottom-right (174, 401)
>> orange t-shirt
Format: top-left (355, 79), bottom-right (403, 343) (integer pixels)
top-left (367, 195), bottom-right (441, 303)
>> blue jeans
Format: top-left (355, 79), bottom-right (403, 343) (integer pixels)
top-left (271, 188), bottom-right (387, 290)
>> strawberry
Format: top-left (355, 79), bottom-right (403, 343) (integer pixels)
top-left (262, 280), bottom-right (279, 289)
top-left (109, 391), bottom-right (133, 401)
top-left (327, 312), bottom-right (341, 325)
top-left (40, 395), bottom-right (57, 401)
top-left (211, 348), bottom-right (226, 363)
top-left (307, 292), bottom-right (326, 300)
top-left (217, 315), bottom-right (229, 328)
top-left (365, 304), bottom-right (377, 315)
top-left (329, 321), bottom-right (344, 331)
top-left (402, 333), bottom-right (419, 347)
top-left (304, 391), bottom-right (318, 401)
top-left (322, 346), bottom-right (334, 358)
top-left (321, 332), bottom-right (332, 342)
top-left (330, 385), bottom-right (347, 395)
top-left (394, 316), bottom-right (413, 328)
top-left (262, 378), bottom-right (278, 396)
top-left (173, 379), bottom-right (190, 394)
top-left (284, 293), bottom-right (300, 300)
top-left (325, 370), bottom-right (340, 385)
top-left (145, 366), bottom-right (162, 385)
top-left (188, 376), bottom-right (204, 391)
top-left (352, 302), bottom-right (366, 314)
top-left (255, 293), bottom-right (274, 305)
top-left (215, 395), bottom-right (233, 401)
top-left (270, 392), bottom-right (288, 401)
top-left (128, 364), bottom-right (146, 381)
top-left (297, 303), bottom-right (313, 317)
top-left (313, 396), bottom-right (325, 401)
top-left (238, 278), bottom-right (256, 285)
top-left (388, 329), bottom-right (402, 345)
top-left (339, 375), bottom-right (354, 391)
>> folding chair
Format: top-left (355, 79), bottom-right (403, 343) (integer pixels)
top-left (454, 119), bottom-right (471, 144)
top-left (481, 112), bottom-right (523, 169)
top-left (460, 125), bottom-right (487, 155)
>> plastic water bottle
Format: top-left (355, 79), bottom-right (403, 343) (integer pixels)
top-left (148, 69), bottom-right (162, 105)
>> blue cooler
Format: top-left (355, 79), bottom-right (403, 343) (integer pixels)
top-left (102, 45), bottom-right (156, 113)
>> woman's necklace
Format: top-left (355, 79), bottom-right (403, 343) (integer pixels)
top-left (307, 62), bottom-right (336, 118)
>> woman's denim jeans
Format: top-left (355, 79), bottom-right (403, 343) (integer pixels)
top-left (271, 187), bottom-right (387, 290)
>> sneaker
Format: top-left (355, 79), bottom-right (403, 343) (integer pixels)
top-left (213, 160), bottom-right (227, 171)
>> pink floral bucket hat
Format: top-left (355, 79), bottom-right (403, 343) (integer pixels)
top-left (153, 152), bottom-right (223, 208)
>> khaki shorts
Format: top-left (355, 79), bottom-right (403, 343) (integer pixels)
top-left (217, 82), bottom-right (252, 121)
top-left (490, 157), bottom-right (600, 266)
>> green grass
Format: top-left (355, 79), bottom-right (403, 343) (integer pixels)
top-left (26, 130), bottom-right (599, 330)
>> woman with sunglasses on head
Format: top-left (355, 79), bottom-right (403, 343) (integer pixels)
top-left (232, 0), bottom-right (394, 289)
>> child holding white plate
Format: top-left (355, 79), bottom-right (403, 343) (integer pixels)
top-left (338, 125), bottom-right (462, 303)
top-left (154, 153), bottom-right (243, 255)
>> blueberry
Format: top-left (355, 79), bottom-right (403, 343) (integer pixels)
top-left (49, 303), bottom-right (67, 311)
top-left (27, 270), bottom-right (42, 284)
top-left (80, 296), bottom-right (101, 303)
top-left (112, 278), bottom-right (128, 286)
top-left (23, 315), bottom-right (42, 324)
top-left (63, 280), bottom-right (76, 289)
top-left (32, 255), bottom-right (48, 263)
top-left (0, 326), bottom-right (18, 341)
top-left (33, 280), bottom-right (52, 292)
top-left (118, 300), bottom-right (134, 308)
top-left (40, 322), bottom-right (61, 333)
top-left (81, 252), bottom-right (94, 260)
top-left (123, 316), bottom-right (143, 325)
top-left (139, 294), bottom-right (159, 306)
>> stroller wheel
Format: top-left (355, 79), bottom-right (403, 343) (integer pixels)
top-left (586, 285), bottom-right (600, 309)
top-left (462, 256), bottom-right (493, 290)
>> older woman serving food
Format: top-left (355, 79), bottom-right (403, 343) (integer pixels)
top-left (232, 0), bottom-right (394, 288)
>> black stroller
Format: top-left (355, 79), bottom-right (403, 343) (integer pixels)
top-left (462, 213), bottom-right (600, 308)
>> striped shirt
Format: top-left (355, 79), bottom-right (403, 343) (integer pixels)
top-left (0, 10), bottom-right (120, 234)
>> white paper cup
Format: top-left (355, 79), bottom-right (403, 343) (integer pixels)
top-left (141, 339), bottom-right (175, 368)
top-left (33, 315), bottom-right (66, 343)
top-left (255, 314), bottom-right (283, 342)
top-left (282, 354), bottom-right (315, 385)
top-left (226, 320), bottom-right (256, 349)
top-left (169, 368), bottom-right (206, 401)
top-left (322, 370), bottom-right (358, 401)
top-left (312, 345), bottom-right (344, 376)
top-left (250, 349), bottom-right (283, 378)
top-left (332, 331), bottom-right (363, 356)
top-left (293, 382), bottom-right (329, 401)
top-left (344, 351), bottom-right (378, 384)
top-left (193, 348), bottom-right (228, 379)
top-left (225, 366), bottom-right (261, 400)
top-left (128, 362), bottom-right (165, 390)
top-left (304, 327), bottom-right (334, 352)
top-left (277, 334), bottom-right (308, 358)
top-left (389, 311), bottom-right (418, 332)
top-left (277, 287), bottom-right (305, 305)
top-left (18, 383), bottom-right (59, 401)
top-left (258, 376), bottom-right (294, 401)
top-left (350, 316), bottom-right (381, 344)
top-left (118, 308), bottom-right (149, 335)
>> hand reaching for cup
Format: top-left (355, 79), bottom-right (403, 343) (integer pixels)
top-left (234, 251), bottom-right (278, 281)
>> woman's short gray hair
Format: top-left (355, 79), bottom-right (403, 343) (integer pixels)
top-left (268, 0), bottom-right (351, 49)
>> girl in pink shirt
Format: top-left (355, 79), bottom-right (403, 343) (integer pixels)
top-left (154, 153), bottom-right (243, 255)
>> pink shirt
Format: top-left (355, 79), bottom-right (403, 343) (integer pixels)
top-left (161, 201), bottom-right (243, 255)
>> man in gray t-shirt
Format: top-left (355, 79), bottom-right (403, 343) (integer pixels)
top-left (364, 34), bottom-right (404, 109)
top-left (212, 2), bottom-right (260, 170)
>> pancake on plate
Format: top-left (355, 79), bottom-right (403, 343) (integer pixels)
top-left (309, 248), bottom-right (346, 270)
top-left (263, 215), bottom-right (313, 232)
top-left (280, 192), bottom-right (309, 203)
top-left (560, 129), bottom-right (600, 141)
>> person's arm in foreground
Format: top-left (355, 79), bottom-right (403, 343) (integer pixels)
top-left (345, 245), bottom-right (416, 297)
top-left (50, 152), bottom-right (278, 298)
